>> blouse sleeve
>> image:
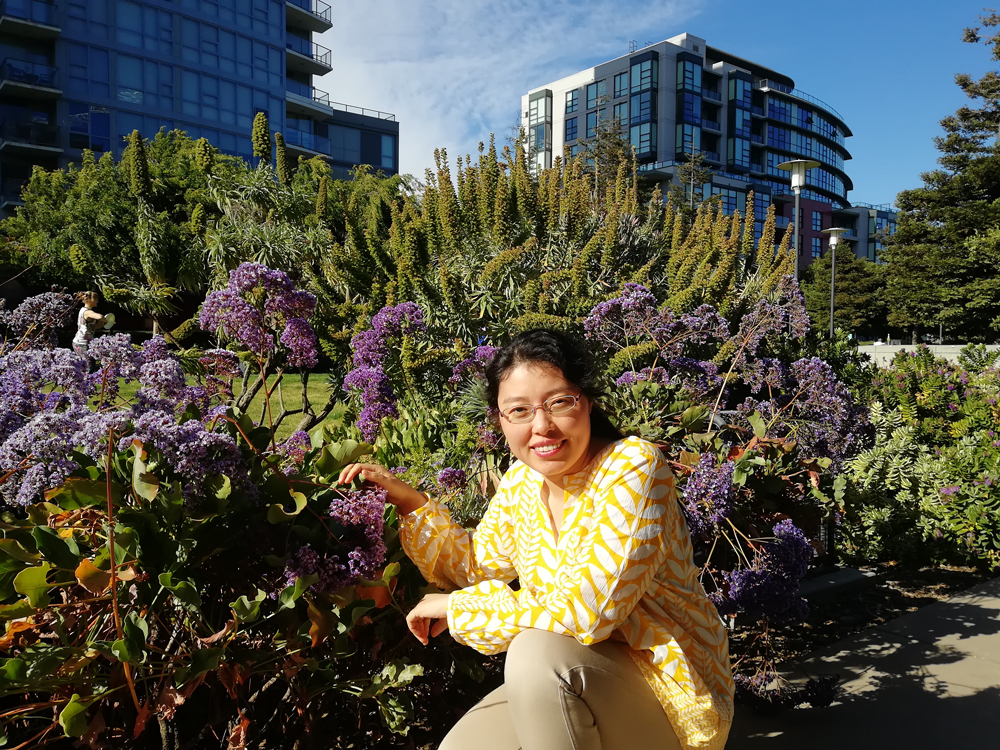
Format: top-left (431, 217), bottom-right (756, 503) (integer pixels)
top-left (447, 445), bottom-right (673, 655)
top-left (398, 487), bottom-right (517, 591)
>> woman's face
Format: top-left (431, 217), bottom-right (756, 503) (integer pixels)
top-left (496, 362), bottom-right (594, 483)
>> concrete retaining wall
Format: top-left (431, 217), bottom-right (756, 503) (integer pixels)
top-left (858, 344), bottom-right (1000, 368)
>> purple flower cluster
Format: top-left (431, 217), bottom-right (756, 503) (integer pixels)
top-left (325, 485), bottom-right (388, 583)
top-left (200, 263), bottom-right (318, 368)
top-left (199, 348), bottom-right (242, 399)
top-left (0, 292), bottom-right (75, 350)
top-left (584, 283), bottom-right (661, 344)
top-left (450, 345), bottom-right (499, 384)
top-left (732, 277), bottom-right (810, 371)
top-left (710, 520), bottom-right (813, 624)
top-left (615, 367), bottom-right (668, 387)
top-left (123, 410), bottom-right (248, 504)
top-left (345, 303), bottom-right (428, 442)
top-left (272, 430), bottom-right (311, 474)
top-left (0, 410), bottom-right (82, 506)
top-left (682, 454), bottom-right (737, 536)
top-left (436, 467), bottom-right (468, 491)
top-left (283, 544), bottom-right (351, 594)
top-left (0, 349), bottom-right (90, 443)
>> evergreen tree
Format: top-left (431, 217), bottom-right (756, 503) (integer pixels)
top-left (882, 11), bottom-right (1000, 342)
top-left (801, 248), bottom-right (886, 338)
top-left (667, 150), bottom-right (716, 224)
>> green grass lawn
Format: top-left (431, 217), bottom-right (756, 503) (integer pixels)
top-left (116, 373), bottom-right (342, 442)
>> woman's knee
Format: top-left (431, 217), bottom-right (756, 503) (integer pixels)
top-left (505, 629), bottom-right (578, 691)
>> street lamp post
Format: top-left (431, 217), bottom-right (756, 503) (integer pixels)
top-left (776, 159), bottom-right (820, 279)
top-left (821, 227), bottom-right (850, 340)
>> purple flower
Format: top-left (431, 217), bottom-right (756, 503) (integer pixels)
top-left (280, 318), bottom-right (318, 369)
top-left (681, 454), bottom-right (736, 536)
top-left (450, 345), bottom-right (499, 384)
top-left (0, 292), bottom-right (75, 349)
top-left (0, 410), bottom-right (83, 505)
top-left (436, 468), bottom-right (468, 491)
top-left (710, 520), bottom-right (813, 624)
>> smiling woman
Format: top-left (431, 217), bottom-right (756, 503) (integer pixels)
top-left (339, 330), bottom-right (734, 750)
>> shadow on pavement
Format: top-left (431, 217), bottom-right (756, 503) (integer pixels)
top-left (728, 580), bottom-right (1000, 750)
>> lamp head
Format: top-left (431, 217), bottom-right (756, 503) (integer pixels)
top-left (821, 227), bottom-right (850, 248)
top-left (776, 159), bottom-right (821, 190)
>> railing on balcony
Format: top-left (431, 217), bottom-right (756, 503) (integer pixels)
top-left (0, 0), bottom-right (57, 26)
top-left (753, 78), bottom-right (845, 122)
top-left (285, 127), bottom-right (330, 154)
top-left (751, 106), bottom-right (764, 117)
top-left (751, 133), bottom-right (764, 144)
top-left (1, 58), bottom-right (57, 88)
top-left (285, 36), bottom-right (332, 67)
top-left (0, 177), bottom-right (28, 205)
top-left (702, 119), bottom-right (720, 131)
top-left (702, 150), bottom-right (721, 162)
top-left (1, 119), bottom-right (59, 148)
top-left (328, 100), bottom-right (396, 121)
top-left (287, 0), bottom-right (332, 24)
top-left (702, 89), bottom-right (721, 102)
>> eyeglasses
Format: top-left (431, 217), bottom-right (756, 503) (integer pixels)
top-left (499, 394), bottom-right (582, 424)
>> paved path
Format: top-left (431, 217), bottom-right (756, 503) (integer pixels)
top-left (727, 576), bottom-right (1000, 749)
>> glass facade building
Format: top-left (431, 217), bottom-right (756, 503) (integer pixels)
top-left (521, 32), bottom-right (894, 266)
top-left (0, 0), bottom-right (399, 214)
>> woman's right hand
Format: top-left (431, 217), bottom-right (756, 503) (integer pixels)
top-left (337, 463), bottom-right (427, 516)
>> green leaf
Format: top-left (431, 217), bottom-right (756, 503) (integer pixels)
top-left (0, 658), bottom-right (26, 683)
top-left (13, 563), bottom-right (51, 608)
top-left (267, 490), bottom-right (308, 524)
top-left (45, 477), bottom-right (122, 510)
top-left (748, 411), bottom-right (767, 440)
top-left (0, 538), bottom-right (39, 564)
top-left (58, 694), bottom-right (90, 737)
top-left (230, 589), bottom-right (267, 624)
top-left (279, 573), bottom-right (318, 609)
top-left (178, 647), bottom-right (222, 685)
top-left (158, 572), bottom-right (202, 610)
top-left (31, 527), bottom-right (81, 570)
top-left (131, 441), bottom-right (160, 502)
top-left (0, 601), bottom-right (34, 621)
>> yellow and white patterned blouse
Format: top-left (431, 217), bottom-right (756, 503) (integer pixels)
top-left (398, 436), bottom-right (734, 750)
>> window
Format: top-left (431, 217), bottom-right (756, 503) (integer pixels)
top-left (812, 211), bottom-right (823, 231)
top-left (614, 72), bottom-right (629, 99)
top-left (710, 187), bottom-right (743, 215)
top-left (381, 135), bottom-right (395, 170)
top-left (586, 111), bottom-right (598, 138)
top-left (116, 55), bottom-right (174, 110)
top-left (528, 95), bottom-right (551, 126)
top-left (565, 90), bottom-right (578, 113)
top-left (565, 117), bottom-right (578, 141)
top-left (630, 92), bottom-right (656, 124)
top-left (729, 78), bottom-right (752, 108)
top-left (676, 61), bottom-right (701, 94)
top-left (811, 236), bottom-right (823, 258)
top-left (117, 1), bottom-right (172, 54)
top-left (68, 102), bottom-right (111, 153)
top-left (676, 124), bottom-right (700, 155)
top-left (732, 108), bottom-right (751, 138)
top-left (66, 44), bottom-right (110, 99)
top-left (630, 122), bottom-right (656, 154)
top-left (631, 59), bottom-right (658, 93)
top-left (586, 80), bottom-right (606, 109)
top-left (612, 103), bottom-right (628, 127)
top-left (679, 92), bottom-right (700, 125)
top-left (68, 0), bottom-right (108, 38)
top-left (727, 137), bottom-right (750, 169)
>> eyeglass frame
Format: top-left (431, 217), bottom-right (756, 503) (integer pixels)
top-left (498, 394), bottom-right (584, 424)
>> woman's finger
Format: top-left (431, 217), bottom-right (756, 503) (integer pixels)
top-left (406, 612), bottom-right (429, 646)
top-left (429, 618), bottom-right (449, 639)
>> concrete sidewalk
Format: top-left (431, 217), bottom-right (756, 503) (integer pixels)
top-left (727, 576), bottom-right (1000, 749)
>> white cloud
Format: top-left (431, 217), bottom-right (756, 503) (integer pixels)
top-left (315, 0), bottom-right (705, 177)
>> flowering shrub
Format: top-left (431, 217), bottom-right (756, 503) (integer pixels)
top-left (0, 280), bottom-right (434, 748)
top-left (843, 347), bottom-right (1000, 565)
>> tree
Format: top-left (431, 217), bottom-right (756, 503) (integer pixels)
top-left (801, 248), bottom-right (886, 338)
top-left (882, 11), bottom-right (1000, 343)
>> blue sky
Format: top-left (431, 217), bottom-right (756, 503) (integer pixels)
top-left (319, 0), bottom-right (993, 206)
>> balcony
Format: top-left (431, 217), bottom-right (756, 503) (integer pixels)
top-left (702, 150), bottom-right (721, 163)
top-left (285, 36), bottom-right (332, 75)
top-left (284, 126), bottom-right (330, 156)
top-left (702, 119), bottom-right (721, 132)
top-left (0, 58), bottom-right (60, 97)
top-left (751, 133), bottom-right (764, 145)
top-left (285, 79), bottom-right (333, 117)
top-left (702, 89), bottom-right (721, 102)
top-left (0, 119), bottom-right (60, 154)
top-left (751, 106), bottom-right (764, 117)
top-left (0, 0), bottom-right (59, 38)
top-left (286, 0), bottom-right (332, 33)
top-left (0, 177), bottom-right (27, 211)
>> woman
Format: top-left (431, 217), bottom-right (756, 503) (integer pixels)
top-left (71, 291), bottom-right (106, 356)
top-left (339, 330), bottom-right (734, 750)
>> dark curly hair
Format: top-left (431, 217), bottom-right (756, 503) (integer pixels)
top-left (485, 329), bottom-right (623, 441)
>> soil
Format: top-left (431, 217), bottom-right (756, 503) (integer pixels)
top-left (728, 562), bottom-right (997, 673)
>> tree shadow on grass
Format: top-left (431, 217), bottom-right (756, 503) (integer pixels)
top-left (728, 583), bottom-right (1000, 750)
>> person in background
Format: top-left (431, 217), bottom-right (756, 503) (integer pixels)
top-left (71, 291), bottom-right (106, 356)
top-left (339, 329), bottom-right (733, 750)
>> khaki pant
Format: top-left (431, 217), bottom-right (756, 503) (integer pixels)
top-left (440, 629), bottom-right (682, 750)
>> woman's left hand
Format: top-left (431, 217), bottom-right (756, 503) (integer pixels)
top-left (406, 593), bottom-right (451, 646)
